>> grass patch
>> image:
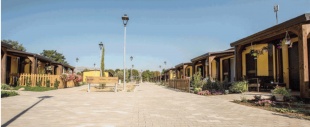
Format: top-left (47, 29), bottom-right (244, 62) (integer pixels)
top-left (1, 91), bottom-right (19, 98)
top-left (1, 84), bottom-right (13, 90)
top-left (78, 82), bottom-right (87, 86)
top-left (13, 86), bottom-right (57, 92)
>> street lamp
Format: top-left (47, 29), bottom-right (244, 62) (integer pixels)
top-left (274, 5), bottom-right (279, 25)
top-left (164, 61), bottom-right (166, 82)
top-left (94, 63), bottom-right (96, 76)
top-left (122, 14), bottom-right (129, 90)
top-left (132, 64), bottom-right (134, 83)
top-left (99, 42), bottom-right (103, 77)
top-left (76, 58), bottom-right (79, 74)
top-left (159, 65), bottom-right (161, 83)
top-left (130, 56), bottom-right (133, 84)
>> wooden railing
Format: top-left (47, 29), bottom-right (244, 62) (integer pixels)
top-left (168, 79), bottom-right (190, 92)
top-left (19, 73), bottom-right (76, 89)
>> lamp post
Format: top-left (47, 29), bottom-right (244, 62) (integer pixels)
top-left (274, 5), bottom-right (279, 25)
top-left (122, 14), bottom-right (129, 90)
top-left (130, 56), bottom-right (133, 84)
top-left (164, 61), bottom-right (166, 82)
top-left (159, 65), bottom-right (161, 83)
top-left (76, 58), bottom-right (79, 74)
top-left (132, 64), bottom-right (134, 83)
top-left (99, 42), bottom-right (103, 77)
top-left (94, 63), bottom-right (96, 76)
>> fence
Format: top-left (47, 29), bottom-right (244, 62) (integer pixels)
top-left (19, 73), bottom-right (76, 89)
top-left (168, 79), bottom-right (190, 92)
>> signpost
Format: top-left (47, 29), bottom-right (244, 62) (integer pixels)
top-left (86, 76), bottom-right (119, 92)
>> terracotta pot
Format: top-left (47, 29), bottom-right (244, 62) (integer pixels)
top-left (274, 94), bottom-right (284, 101)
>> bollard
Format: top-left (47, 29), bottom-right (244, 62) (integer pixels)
top-left (115, 83), bottom-right (117, 93)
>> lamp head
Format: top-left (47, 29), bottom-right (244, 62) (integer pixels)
top-left (99, 42), bottom-right (103, 50)
top-left (122, 14), bottom-right (129, 26)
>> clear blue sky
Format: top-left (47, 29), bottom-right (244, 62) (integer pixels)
top-left (2, 0), bottom-right (310, 71)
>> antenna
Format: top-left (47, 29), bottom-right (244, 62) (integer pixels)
top-left (274, 5), bottom-right (279, 25)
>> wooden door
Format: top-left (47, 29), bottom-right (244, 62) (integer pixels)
top-left (288, 42), bottom-right (300, 91)
top-left (222, 59), bottom-right (230, 82)
top-left (246, 53), bottom-right (257, 77)
top-left (6, 56), bottom-right (11, 84)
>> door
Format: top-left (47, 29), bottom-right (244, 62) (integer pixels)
top-left (230, 58), bottom-right (235, 82)
top-left (6, 56), bottom-right (11, 84)
top-left (288, 42), bottom-right (300, 91)
top-left (246, 53), bottom-right (257, 77)
top-left (222, 59), bottom-right (230, 82)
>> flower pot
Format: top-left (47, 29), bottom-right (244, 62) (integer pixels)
top-left (274, 94), bottom-right (284, 101)
top-left (225, 90), bottom-right (229, 95)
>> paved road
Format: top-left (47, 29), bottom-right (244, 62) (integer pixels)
top-left (2, 83), bottom-right (310, 127)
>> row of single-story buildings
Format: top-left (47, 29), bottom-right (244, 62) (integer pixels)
top-left (1, 43), bottom-right (75, 86)
top-left (152, 13), bottom-right (310, 98)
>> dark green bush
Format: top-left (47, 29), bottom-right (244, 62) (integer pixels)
top-left (1, 91), bottom-right (19, 98)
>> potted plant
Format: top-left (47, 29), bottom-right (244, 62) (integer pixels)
top-left (272, 86), bottom-right (289, 101)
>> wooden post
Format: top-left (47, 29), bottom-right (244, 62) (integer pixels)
top-left (202, 59), bottom-right (206, 78)
top-left (235, 45), bottom-right (243, 81)
top-left (192, 61), bottom-right (196, 80)
top-left (183, 65), bottom-right (188, 79)
top-left (298, 24), bottom-right (310, 98)
top-left (1, 47), bottom-right (7, 84)
top-left (209, 56), bottom-right (215, 79)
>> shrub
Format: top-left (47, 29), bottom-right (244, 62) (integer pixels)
top-left (240, 93), bottom-right (247, 103)
top-left (255, 100), bottom-right (275, 107)
top-left (54, 79), bottom-right (60, 89)
top-left (1, 91), bottom-right (19, 98)
top-left (1, 84), bottom-right (12, 90)
top-left (191, 69), bottom-right (203, 89)
top-left (25, 77), bottom-right (32, 87)
top-left (36, 78), bottom-right (42, 87)
top-left (229, 81), bottom-right (248, 93)
top-left (197, 90), bottom-right (211, 95)
top-left (222, 76), bottom-right (229, 90)
top-left (212, 91), bottom-right (224, 95)
top-left (254, 95), bottom-right (262, 101)
top-left (194, 88), bottom-right (201, 94)
top-left (46, 79), bottom-right (50, 87)
top-left (272, 86), bottom-right (290, 96)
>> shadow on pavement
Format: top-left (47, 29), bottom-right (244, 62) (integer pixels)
top-left (1, 96), bottom-right (53, 127)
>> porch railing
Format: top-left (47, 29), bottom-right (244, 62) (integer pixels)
top-left (168, 79), bottom-right (190, 92)
top-left (19, 73), bottom-right (76, 89)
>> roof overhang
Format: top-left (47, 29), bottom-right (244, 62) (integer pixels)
top-left (175, 62), bottom-right (192, 68)
top-left (1, 42), bottom-right (13, 49)
top-left (191, 48), bottom-right (235, 62)
top-left (230, 13), bottom-right (310, 47)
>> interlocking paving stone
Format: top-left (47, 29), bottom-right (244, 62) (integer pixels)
top-left (1, 83), bottom-right (310, 126)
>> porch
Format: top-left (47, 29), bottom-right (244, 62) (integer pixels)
top-left (231, 13), bottom-right (310, 98)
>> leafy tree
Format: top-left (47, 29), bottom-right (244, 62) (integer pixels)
top-left (40, 50), bottom-right (68, 64)
top-left (105, 69), bottom-right (115, 75)
top-left (115, 69), bottom-right (120, 73)
top-left (82, 68), bottom-right (89, 72)
top-left (77, 72), bottom-right (83, 76)
top-left (142, 71), bottom-right (149, 81)
top-left (101, 45), bottom-right (105, 77)
top-left (114, 69), bottom-right (129, 82)
top-left (161, 69), bottom-right (165, 74)
top-left (2, 39), bottom-right (26, 51)
top-left (132, 69), bottom-right (139, 80)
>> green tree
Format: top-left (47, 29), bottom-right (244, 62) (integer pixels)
top-left (82, 68), bottom-right (89, 72)
top-left (161, 69), bottom-right (165, 74)
top-left (101, 45), bottom-right (105, 77)
top-left (132, 69), bottom-right (139, 80)
top-left (40, 50), bottom-right (68, 64)
top-left (115, 69), bottom-right (120, 73)
top-left (105, 69), bottom-right (115, 75)
top-left (77, 72), bottom-right (83, 76)
top-left (142, 71), bottom-right (149, 81)
top-left (1, 39), bottom-right (26, 51)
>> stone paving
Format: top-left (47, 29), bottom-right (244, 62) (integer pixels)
top-left (1, 82), bottom-right (310, 127)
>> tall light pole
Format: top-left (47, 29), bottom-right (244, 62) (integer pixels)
top-left (164, 61), bottom-right (166, 82)
top-left (132, 64), bottom-right (134, 83)
top-left (130, 56), bottom-right (133, 84)
top-left (99, 42), bottom-right (103, 77)
top-left (159, 65), bottom-right (161, 83)
top-left (274, 5), bottom-right (279, 25)
top-left (94, 63), bottom-right (96, 76)
top-left (122, 14), bottom-right (129, 90)
top-left (76, 58), bottom-right (79, 74)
